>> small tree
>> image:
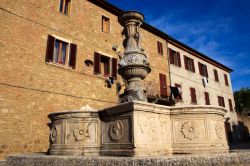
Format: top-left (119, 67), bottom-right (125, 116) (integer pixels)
top-left (234, 87), bottom-right (250, 115)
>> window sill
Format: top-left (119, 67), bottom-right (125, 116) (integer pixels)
top-left (45, 62), bottom-right (75, 70)
top-left (102, 30), bottom-right (110, 34)
top-left (58, 11), bottom-right (70, 17)
top-left (185, 69), bottom-right (195, 73)
top-left (93, 73), bottom-right (116, 80)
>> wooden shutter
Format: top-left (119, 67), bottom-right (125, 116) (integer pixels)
top-left (214, 69), bottom-right (219, 81)
top-left (228, 99), bottom-right (233, 111)
top-left (102, 17), bottom-right (106, 32)
top-left (191, 59), bottom-right (195, 72)
top-left (184, 56), bottom-right (188, 70)
top-left (46, 35), bottom-right (55, 62)
top-left (205, 65), bottom-right (208, 77)
top-left (157, 41), bottom-right (163, 55)
top-left (160, 42), bottom-right (163, 55)
top-left (190, 87), bottom-right (197, 103)
top-left (69, 43), bottom-right (77, 69)
top-left (204, 92), bottom-right (210, 105)
top-left (94, 52), bottom-right (100, 74)
top-left (159, 73), bottom-right (167, 97)
top-left (111, 58), bottom-right (117, 78)
top-left (222, 97), bottom-right (225, 107)
top-left (177, 52), bottom-right (181, 67)
top-left (198, 62), bottom-right (202, 75)
top-left (224, 74), bottom-right (229, 86)
top-left (169, 48), bottom-right (173, 64)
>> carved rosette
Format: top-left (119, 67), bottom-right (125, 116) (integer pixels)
top-left (73, 123), bottom-right (91, 142)
top-left (109, 120), bottom-right (124, 141)
top-left (181, 121), bottom-right (199, 140)
top-left (215, 122), bottom-right (223, 140)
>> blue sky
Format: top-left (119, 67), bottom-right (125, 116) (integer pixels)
top-left (108, 0), bottom-right (250, 91)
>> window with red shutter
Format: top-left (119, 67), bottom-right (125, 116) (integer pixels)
top-left (224, 74), bottom-right (229, 86)
top-left (184, 56), bottom-right (188, 70)
top-left (159, 73), bottom-right (167, 97)
top-left (175, 83), bottom-right (182, 100)
top-left (184, 56), bottom-right (195, 73)
top-left (218, 96), bottom-right (225, 107)
top-left (198, 62), bottom-right (208, 77)
top-left (168, 48), bottom-right (181, 67)
top-left (94, 53), bottom-right (100, 74)
top-left (169, 48), bottom-right (174, 64)
top-left (190, 87), bottom-right (197, 104)
top-left (111, 58), bottom-right (117, 78)
top-left (59, 0), bottom-right (71, 15)
top-left (228, 99), bottom-right (233, 112)
top-left (94, 53), bottom-right (117, 78)
top-left (191, 59), bottom-right (195, 72)
top-left (177, 52), bottom-right (181, 67)
top-left (45, 35), bottom-right (76, 69)
top-left (204, 92), bottom-right (210, 105)
top-left (69, 43), bottom-right (77, 69)
top-left (214, 69), bottom-right (219, 82)
top-left (46, 35), bottom-right (55, 62)
top-left (157, 41), bottom-right (163, 55)
top-left (102, 16), bottom-right (110, 33)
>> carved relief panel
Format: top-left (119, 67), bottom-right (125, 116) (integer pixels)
top-left (137, 113), bottom-right (169, 144)
top-left (173, 118), bottom-right (207, 143)
top-left (65, 120), bottom-right (98, 146)
top-left (102, 115), bottom-right (132, 147)
top-left (50, 122), bottom-right (62, 145)
top-left (209, 119), bottom-right (226, 143)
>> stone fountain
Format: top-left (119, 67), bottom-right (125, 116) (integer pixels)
top-left (46, 11), bottom-right (229, 157)
top-left (117, 11), bottom-right (151, 103)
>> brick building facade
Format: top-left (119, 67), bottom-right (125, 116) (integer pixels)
top-left (0, 0), bottom-right (236, 159)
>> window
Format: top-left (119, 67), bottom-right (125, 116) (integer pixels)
top-left (204, 92), bottom-right (210, 105)
top-left (198, 62), bottom-right (208, 77)
top-left (175, 83), bottom-right (182, 100)
top-left (190, 87), bottom-right (197, 104)
top-left (224, 74), bottom-right (229, 86)
top-left (159, 73), bottom-right (168, 97)
top-left (102, 16), bottom-right (110, 33)
top-left (228, 99), bottom-right (233, 112)
top-left (214, 69), bottom-right (219, 82)
top-left (94, 52), bottom-right (117, 78)
top-left (169, 48), bottom-right (181, 67)
top-left (218, 96), bottom-right (225, 107)
top-left (59, 0), bottom-right (71, 15)
top-left (46, 35), bottom-right (77, 69)
top-left (184, 56), bottom-right (195, 72)
top-left (157, 41), bottom-right (163, 55)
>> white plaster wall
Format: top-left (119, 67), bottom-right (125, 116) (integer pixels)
top-left (168, 43), bottom-right (238, 126)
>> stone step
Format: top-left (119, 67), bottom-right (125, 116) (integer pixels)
top-left (5, 152), bottom-right (250, 166)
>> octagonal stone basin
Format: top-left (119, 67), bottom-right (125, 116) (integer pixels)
top-left (47, 101), bottom-right (229, 156)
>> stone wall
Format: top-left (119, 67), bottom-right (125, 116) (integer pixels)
top-left (0, 0), bottom-right (170, 159)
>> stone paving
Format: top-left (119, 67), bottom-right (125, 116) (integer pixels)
top-left (2, 151), bottom-right (250, 166)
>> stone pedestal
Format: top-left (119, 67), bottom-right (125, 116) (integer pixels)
top-left (99, 101), bottom-right (228, 156)
top-left (47, 111), bottom-right (100, 156)
top-left (47, 101), bottom-right (229, 156)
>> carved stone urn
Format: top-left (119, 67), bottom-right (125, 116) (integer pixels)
top-left (118, 11), bottom-right (151, 103)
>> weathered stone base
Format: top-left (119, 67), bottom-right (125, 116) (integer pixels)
top-left (47, 101), bottom-right (229, 156)
top-left (5, 152), bottom-right (250, 166)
